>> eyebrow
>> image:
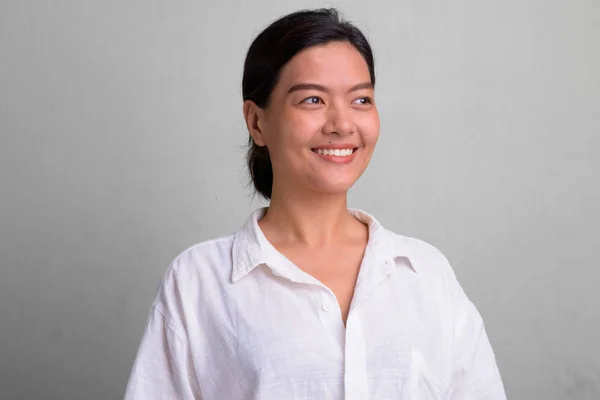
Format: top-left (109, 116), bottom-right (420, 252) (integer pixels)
top-left (286, 82), bottom-right (373, 95)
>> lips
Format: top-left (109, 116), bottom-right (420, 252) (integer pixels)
top-left (311, 148), bottom-right (357, 156)
top-left (310, 146), bottom-right (359, 164)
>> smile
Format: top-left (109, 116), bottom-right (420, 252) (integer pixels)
top-left (310, 147), bottom-right (359, 164)
top-left (311, 148), bottom-right (357, 156)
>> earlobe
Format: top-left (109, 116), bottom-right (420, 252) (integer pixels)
top-left (243, 100), bottom-right (267, 147)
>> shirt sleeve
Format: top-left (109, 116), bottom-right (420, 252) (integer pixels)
top-left (123, 305), bottom-right (201, 400)
top-left (449, 273), bottom-right (507, 400)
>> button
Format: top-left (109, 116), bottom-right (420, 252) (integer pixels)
top-left (322, 302), bottom-right (331, 312)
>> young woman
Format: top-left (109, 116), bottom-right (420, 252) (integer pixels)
top-left (124, 8), bottom-right (506, 400)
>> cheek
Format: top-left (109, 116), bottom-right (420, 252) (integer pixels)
top-left (280, 110), bottom-right (323, 144)
top-left (360, 113), bottom-right (380, 145)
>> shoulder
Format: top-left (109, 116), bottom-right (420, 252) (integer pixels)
top-left (152, 234), bottom-right (235, 313)
top-left (385, 228), bottom-right (457, 280)
top-left (167, 234), bottom-right (235, 275)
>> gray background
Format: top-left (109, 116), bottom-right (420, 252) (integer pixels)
top-left (1, 0), bottom-right (599, 399)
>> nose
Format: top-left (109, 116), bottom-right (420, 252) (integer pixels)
top-left (322, 102), bottom-right (354, 136)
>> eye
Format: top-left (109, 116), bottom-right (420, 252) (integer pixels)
top-left (353, 96), bottom-right (374, 105)
top-left (301, 96), bottom-right (324, 105)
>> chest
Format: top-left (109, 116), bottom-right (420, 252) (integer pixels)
top-left (190, 268), bottom-right (453, 399)
top-left (282, 245), bottom-right (365, 324)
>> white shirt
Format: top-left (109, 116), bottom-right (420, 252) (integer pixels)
top-left (124, 208), bottom-right (506, 400)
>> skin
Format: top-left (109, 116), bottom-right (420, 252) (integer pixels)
top-left (243, 41), bottom-right (380, 325)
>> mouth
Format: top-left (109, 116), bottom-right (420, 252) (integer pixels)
top-left (310, 147), bottom-right (358, 157)
top-left (310, 146), bottom-right (359, 164)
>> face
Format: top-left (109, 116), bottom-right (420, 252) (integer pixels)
top-left (245, 41), bottom-right (380, 196)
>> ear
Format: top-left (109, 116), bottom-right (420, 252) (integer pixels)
top-left (243, 100), bottom-right (267, 147)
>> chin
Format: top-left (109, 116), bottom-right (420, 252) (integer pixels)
top-left (314, 178), bottom-right (356, 195)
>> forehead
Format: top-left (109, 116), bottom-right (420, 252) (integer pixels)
top-left (276, 41), bottom-right (371, 90)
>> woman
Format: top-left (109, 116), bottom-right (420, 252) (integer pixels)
top-left (124, 8), bottom-right (506, 400)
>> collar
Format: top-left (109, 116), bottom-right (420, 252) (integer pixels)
top-left (231, 207), bottom-right (417, 283)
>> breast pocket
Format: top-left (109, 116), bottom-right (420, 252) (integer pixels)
top-left (404, 348), bottom-right (449, 400)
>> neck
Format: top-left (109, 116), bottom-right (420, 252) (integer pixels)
top-left (259, 183), bottom-right (355, 249)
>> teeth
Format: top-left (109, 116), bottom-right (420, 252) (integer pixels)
top-left (316, 148), bottom-right (354, 156)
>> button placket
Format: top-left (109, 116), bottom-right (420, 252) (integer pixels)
top-left (318, 289), bottom-right (336, 314)
top-left (344, 311), bottom-right (369, 399)
top-left (316, 290), bottom-right (346, 350)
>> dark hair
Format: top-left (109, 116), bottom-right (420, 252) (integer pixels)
top-left (242, 8), bottom-right (376, 200)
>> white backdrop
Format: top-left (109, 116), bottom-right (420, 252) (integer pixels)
top-left (1, 0), bottom-right (599, 398)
